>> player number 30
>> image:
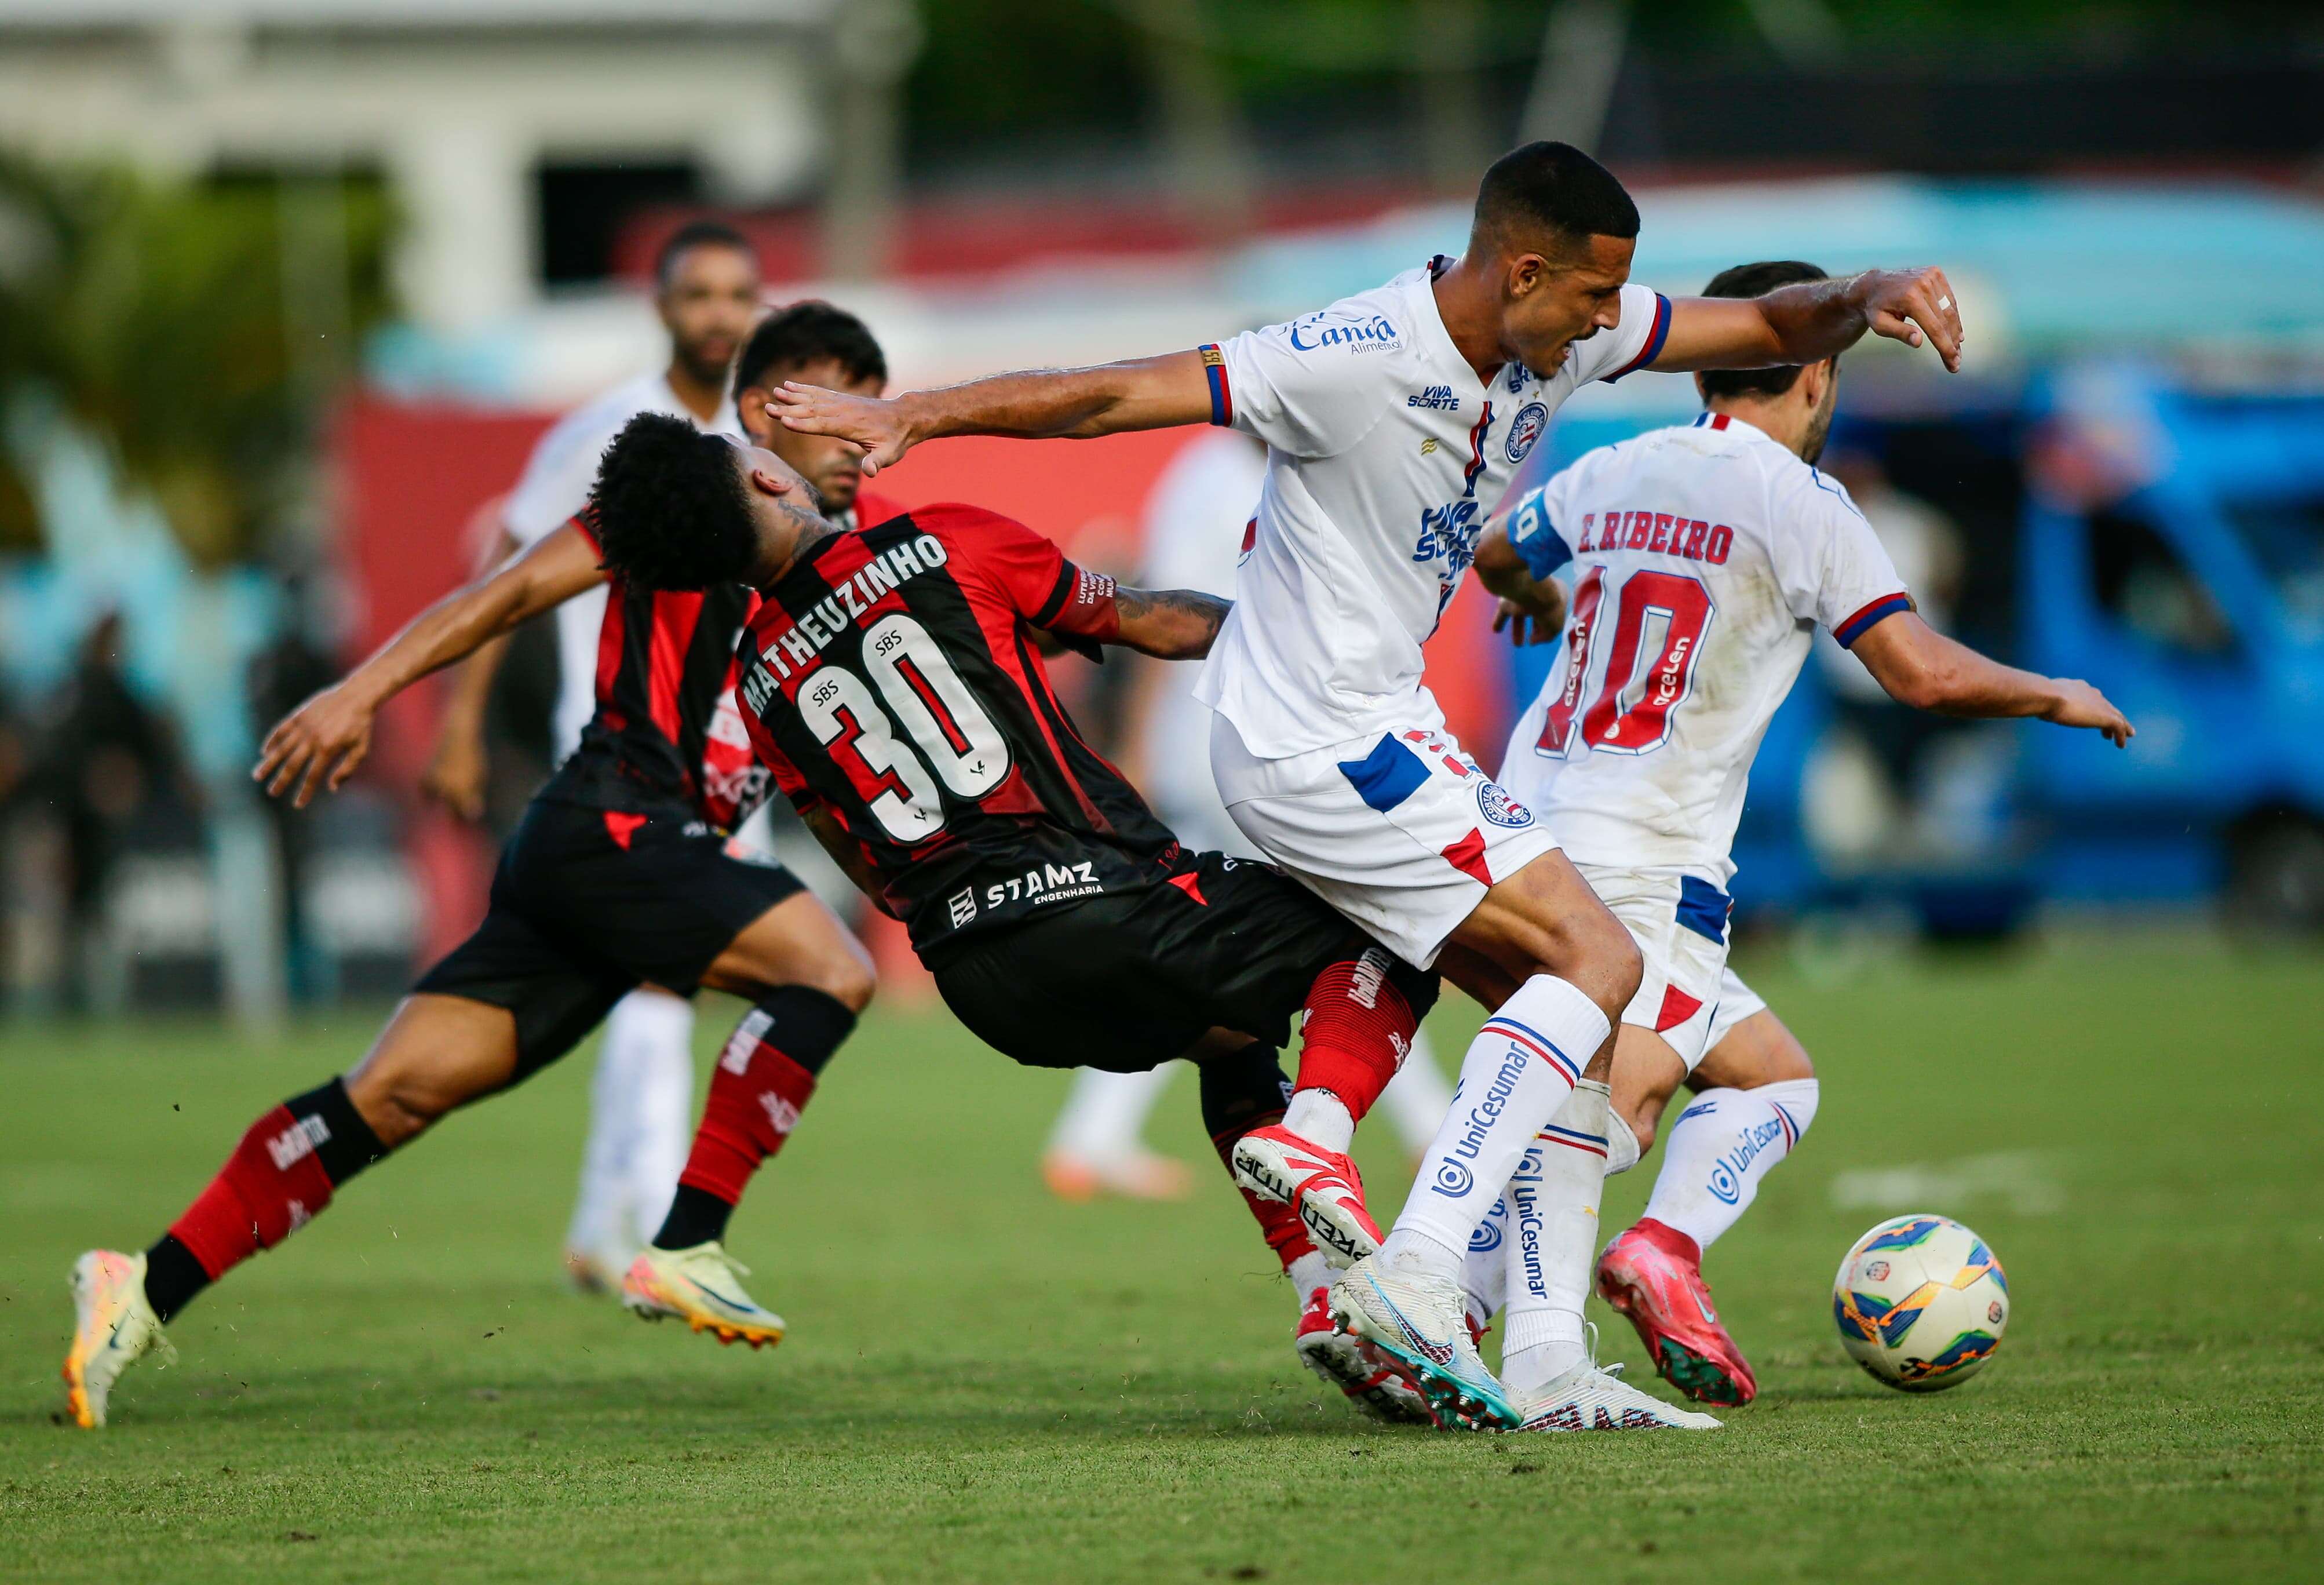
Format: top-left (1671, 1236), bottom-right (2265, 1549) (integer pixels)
top-left (797, 614), bottom-right (1012, 841)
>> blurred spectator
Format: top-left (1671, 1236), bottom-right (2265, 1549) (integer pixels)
top-left (27, 611), bottom-right (203, 1008)
top-left (247, 579), bottom-right (345, 1002)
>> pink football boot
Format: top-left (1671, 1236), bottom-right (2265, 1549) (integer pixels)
top-left (1595, 1218), bottom-right (1757, 1407)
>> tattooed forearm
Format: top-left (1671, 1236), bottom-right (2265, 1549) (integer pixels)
top-left (1111, 586), bottom-right (1231, 660)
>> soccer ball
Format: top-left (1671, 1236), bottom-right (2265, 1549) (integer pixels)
top-left (1831, 1214), bottom-right (2009, 1392)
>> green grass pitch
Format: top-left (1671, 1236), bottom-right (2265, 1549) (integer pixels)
top-left (3, 934), bottom-right (2319, 1583)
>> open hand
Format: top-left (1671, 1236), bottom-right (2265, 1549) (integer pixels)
top-left (1856, 267), bottom-right (1965, 373)
top-left (2044, 677), bottom-right (2134, 748)
top-left (254, 684), bottom-right (377, 807)
top-left (769, 384), bottom-right (910, 475)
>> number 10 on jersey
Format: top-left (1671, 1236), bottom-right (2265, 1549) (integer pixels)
top-left (1537, 566), bottom-right (1716, 758)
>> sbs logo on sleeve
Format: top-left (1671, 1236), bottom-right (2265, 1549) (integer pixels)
top-left (1505, 401), bottom-right (1549, 464)
top-left (1476, 781), bottom-right (1534, 829)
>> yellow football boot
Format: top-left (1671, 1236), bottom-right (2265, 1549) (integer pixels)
top-left (621, 1243), bottom-right (786, 1350)
top-left (63, 1250), bottom-right (176, 1429)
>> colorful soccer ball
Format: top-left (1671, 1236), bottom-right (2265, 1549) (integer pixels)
top-left (1831, 1214), bottom-right (2009, 1392)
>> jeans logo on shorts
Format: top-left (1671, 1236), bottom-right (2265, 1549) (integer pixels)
top-left (1476, 780), bottom-right (1534, 829)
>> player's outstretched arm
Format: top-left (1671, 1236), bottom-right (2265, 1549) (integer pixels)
top-left (1473, 524), bottom-right (1568, 647)
top-left (1106, 586), bottom-right (1232, 661)
top-left (1849, 610), bottom-right (2133, 746)
top-left (768, 352), bottom-right (1216, 476)
top-left (1652, 270), bottom-right (1965, 375)
top-left (254, 522), bottom-right (607, 807)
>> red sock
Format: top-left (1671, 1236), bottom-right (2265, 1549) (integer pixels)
top-left (166, 1079), bottom-right (382, 1281)
top-left (675, 1025), bottom-right (820, 1208)
top-left (1294, 948), bottom-right (1420, 1125)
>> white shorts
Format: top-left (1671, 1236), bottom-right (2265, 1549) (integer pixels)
top-left (1705, 964), bottom-right (1766, 1052)
top-left (1210, 706), bottom-right (1562, 968)
top-left (1574, 862), bottom-right (1737, 1073)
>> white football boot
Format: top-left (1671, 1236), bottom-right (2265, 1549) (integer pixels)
top-left (1329, 1254), bottom-right (1519, 1430)
top-left (1508, 1328), bottom-right (1724, 1433)
top-left (63, 1250), bottom-right (176, 1429)
top-left (622, 1244), bottom-right (786, 1350)
top-left (1293, 1287), bottom-right (1436, 1424)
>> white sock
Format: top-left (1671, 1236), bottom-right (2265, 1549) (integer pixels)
top-left (1605, 1108), bottom-right (1641, 1177)
top-left (1283, 1090), bottom-right (1355, 1154)
top-left (1641, 1078), bottom-right (1820, 1251)
top-left (1381, 975), bottom-right (1609, 1280)
top-left (1047, 1065), bottom-right (1174, 1160)
top-left (1376, 1029), bottom-right (1455, 1155)
top-left (1461, 1195), bottom-right (1510, 1338)
top-left (1287, 1248), bottom-right (1336, 1299)
top-left (567, 989), bottom-right (694, 1258)
top-left (1500, 1080), bottom-right (1614, 1394)
top-left (621, 995), bottom-right (698, 1250)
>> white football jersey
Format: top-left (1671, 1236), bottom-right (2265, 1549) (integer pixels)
top-left (503, 371), bottom-right (742, 761)
top-left (1500, 411), bottom-right (1911, 883)
top-left (1193, 258), bottom-right (1670, 757)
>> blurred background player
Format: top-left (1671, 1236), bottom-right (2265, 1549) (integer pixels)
top-left (1042, 426), bottom-right (1457, 1202)
top-left (1465, 258), bottom-right (2131, 1409)
top-left (421, 221), bottom-right (760, 1292)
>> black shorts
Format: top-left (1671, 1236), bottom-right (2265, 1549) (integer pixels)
top-left (929, 849), bottom-right (1388, 1073)
top-left (414, 798), bottom-right (805, 1078)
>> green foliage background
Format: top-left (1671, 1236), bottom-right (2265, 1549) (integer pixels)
top-left (0, 161), bottom-right (392, 566)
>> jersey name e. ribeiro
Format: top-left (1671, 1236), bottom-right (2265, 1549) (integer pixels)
top-left (1192, 257), bottom-right (1671, 758)
top-left (1500, 411), bottom-right (1911, 882)
top-left (732, 505), bottom-right (1184, 954)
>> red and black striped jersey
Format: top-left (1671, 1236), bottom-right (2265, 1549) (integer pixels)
top-left (734, 503), bottom-right (1182, 953)
top-left (534, 511), bottom-right (763, 830)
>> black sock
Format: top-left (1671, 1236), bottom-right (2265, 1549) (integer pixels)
top-left (648, 987), bottom-right (858, 1252)
top-left (1198, 1043), bottom-right (1294, 1167)
top-left (141, 1234), bottom-right (211, 1325)
top-left (290, 1076), bottom-right (389, 1184)
top-left (653, 1184), bottom-right (739, 1251)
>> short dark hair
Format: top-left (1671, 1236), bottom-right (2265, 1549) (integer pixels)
top-left (590, 413), bottom-right (757, 591)
top-left (732, 300), bottom-right (888, 393)
top-left (1697, 260), bottom-right (1832, 402)
top-left (654, 220), bottom-right (757, 289)
top-left (1474, 141), bottom-right (1639, 253)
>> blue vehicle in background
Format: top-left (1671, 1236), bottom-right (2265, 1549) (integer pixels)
top-left (2019, 371), bottom-right (2324, 930)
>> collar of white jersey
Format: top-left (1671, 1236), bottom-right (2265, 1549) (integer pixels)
top-left (1692, 410), bottom-right (1780, 448)
top-left (658, 373), bottom-right (743, 438)
top-left (1414, 256), bottom-right (1504, 394)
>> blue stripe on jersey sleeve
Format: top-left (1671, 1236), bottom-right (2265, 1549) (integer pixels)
top-left (1504, 484), bottom-right (1574, 581)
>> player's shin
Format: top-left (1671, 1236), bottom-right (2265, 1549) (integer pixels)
top-left (1279, 948), bottom-right (1428, 1152)
top-left (1230, 949), bottom-right (1433, 1265)
top-left (1378, 974), bottom-right (1609, 1278)
top-left (1498, 1081), bottom-right (1613, 1394)
top-left (143, 1077), bottom-right (388, 1322)
top-left (1639, 1078), bottom-right (1820, 1251)
top-left (650, 987), bottom-right (855, 1251)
